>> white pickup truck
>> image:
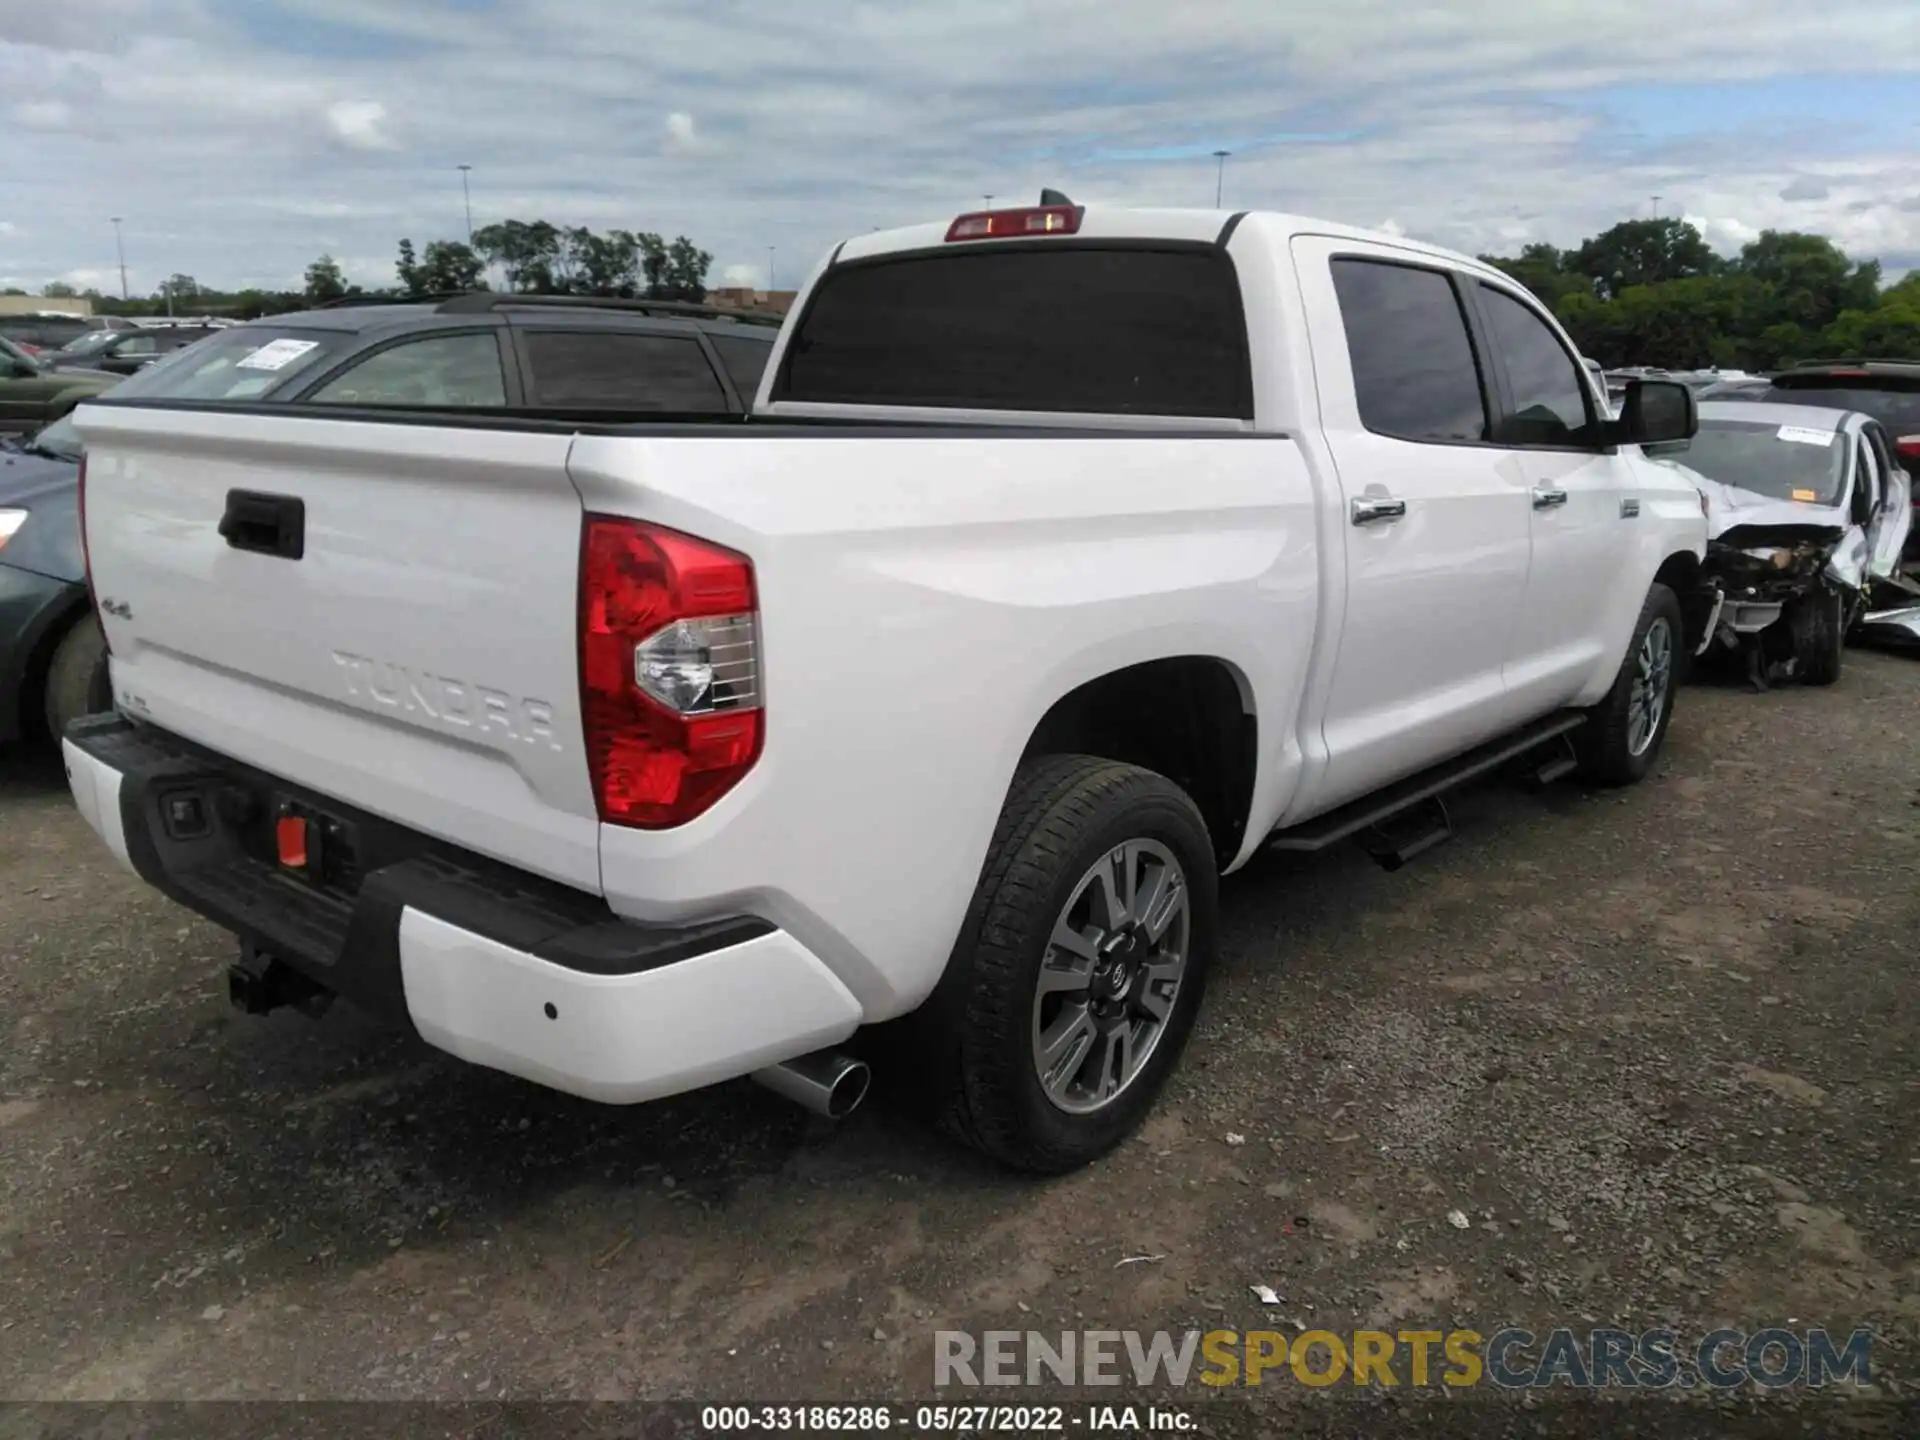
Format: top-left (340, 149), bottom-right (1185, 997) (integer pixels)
top-left (63, 200), bottom-right (1706, 1172)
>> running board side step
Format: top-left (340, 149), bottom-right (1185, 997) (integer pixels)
top-left (1265, 711), bottom-right (1588, 863)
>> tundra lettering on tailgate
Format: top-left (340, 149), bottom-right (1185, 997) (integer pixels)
top-left (332, 651), bottom-right (563, 752)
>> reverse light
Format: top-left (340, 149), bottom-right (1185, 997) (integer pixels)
top-left (945, 205), bottom-right (1083, 242)
top-left (579, 516), bottom-right (762, 829)
top-left (0, 508), bottom-right (26, 553)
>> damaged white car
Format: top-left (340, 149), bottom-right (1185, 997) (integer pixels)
top-left (1680, 402), bottom-right (1914, 688)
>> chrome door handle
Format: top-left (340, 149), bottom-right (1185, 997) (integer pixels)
top-left (1532, 486), bottom-right (1569, 509)
top-left (1351, 495), bottom-right (1407, 525)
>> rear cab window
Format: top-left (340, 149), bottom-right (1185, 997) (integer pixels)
top-left (104, 327), bottom-right (348, 401)
top-left (772, 246), bottom-right (1252, 418)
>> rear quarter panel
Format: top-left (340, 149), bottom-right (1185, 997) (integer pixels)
top-left (567, 431), bottom-right (1320, 1017)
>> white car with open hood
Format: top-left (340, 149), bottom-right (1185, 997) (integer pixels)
top-left (62, 197), bottom-right (1707, 1171)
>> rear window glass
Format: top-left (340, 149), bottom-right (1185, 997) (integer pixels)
top-left (708, 332), bottom-right (775, 401)
top-left (775, 247), bottom-right (1251, 418)
top-left (522, 331), bottom-right (731, 412)
top-left (106, 327), bottom-right (347, 401)
top-left (1760, 381), bottom-right (1920, 434)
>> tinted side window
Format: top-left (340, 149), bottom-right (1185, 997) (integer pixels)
top-left (523, 331), bottom-right (729, 412)
top-left (1477, 285), bottom-right (1597, 447)
top-left (115, 334), bottom-right (159, 357)
top-left (708, 333), bottom-right (774, 402)
top-left (1330, 259), bottom-right (1489, 443)
top-left (308, 332), bottom-right (506, 407)
top-left (778, 248), bottom-right (1250, 418)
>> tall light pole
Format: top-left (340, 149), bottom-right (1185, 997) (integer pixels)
top-left (110, 217), bottom-right (128, 301)
top-left (457, 164), bottom-right (474, 242)
top-left (767, 246), bottom-right (776, 293)
top-left (1650, 194), bottom-right (1661, 220)
top-left (984, 193), bottom-right (994, 209)
top-left (1212, 150), bottom-right (1231, 209)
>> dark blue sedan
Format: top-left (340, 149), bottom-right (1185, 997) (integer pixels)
top-left (0, 414), bottom-right (107, 746)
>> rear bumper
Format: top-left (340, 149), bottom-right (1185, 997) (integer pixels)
top-left (61, 714), bottom-right (862, 1104)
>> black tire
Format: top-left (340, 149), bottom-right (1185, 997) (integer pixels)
top-left (42, 611), bottom-right (111, 741)
top-left (1576, 582), bottom-right (1683, 787)
top-left (1791, 588), bottom-right (1844, 687)
top-left (916, 754), bottom-right (1218, 1174)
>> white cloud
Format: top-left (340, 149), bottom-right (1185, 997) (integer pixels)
top-left (0, 222), bottom-right (19, 237)
top-left (1, 0), bottom-right (1916, 294)
top-left (721, 263), bottom-right (761, 287)
top-left (12, 101), bottom-right (74, 132)
top-left (60, 268), bottom-right (118, 291)
top-left (324, 99), bottom-right (394, 152)
top-left (662, 110), bottom-right (702, 156)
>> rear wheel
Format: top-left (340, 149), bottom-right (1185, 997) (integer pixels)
top-left (919, 755), bottom-right (1217, 1173)
top-left (42, 611), bottom-right (111, 742)
top-left (1791, 588), bottom-right (1844, 687)
top-left (1576, 583), bottom-right (1681, 787)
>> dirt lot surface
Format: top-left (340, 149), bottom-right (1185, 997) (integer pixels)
top-left (3, 657), bottom-right (1919, 1434)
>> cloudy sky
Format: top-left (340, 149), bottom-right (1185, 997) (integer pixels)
top-left (3, 0), bottom-right (1918, 298)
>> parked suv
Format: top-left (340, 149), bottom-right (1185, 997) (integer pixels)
top-left (1, 295), bottom-right (780, 751)
top-left (96, 293), bottom-right (782, 415)
top-left (0, 313), bottom-right (136, 353)
top-left (52, 324), bottom-right (223, 377)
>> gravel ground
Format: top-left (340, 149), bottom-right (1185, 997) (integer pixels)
top-left (2, 655), bottom-right (1918, 1433)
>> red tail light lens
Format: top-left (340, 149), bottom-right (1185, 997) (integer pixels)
top-left (579, 516), bottom-right (762, 829)
top-left (945, 205), bottom-right (1083, 242)
top-left (1896, 435), bottom-right (1920, 462)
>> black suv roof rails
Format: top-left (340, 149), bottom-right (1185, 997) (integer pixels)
top-left (1784, 358), bottom-right (1920, 370)
top-left (313, 291), bottom-right (472, 309)
top-left (434, 293), bottom-right (785, 326)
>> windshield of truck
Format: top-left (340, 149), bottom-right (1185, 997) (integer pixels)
top-left (104, 326), bottom-right (349, 401)
top-left (1686, 418), bottom-right (1849, 505)
top-left (773, 246), bottom-right (1252, 418)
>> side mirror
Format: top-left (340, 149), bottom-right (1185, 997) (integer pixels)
top-left (1615, 378), bottom-right (1697, 453)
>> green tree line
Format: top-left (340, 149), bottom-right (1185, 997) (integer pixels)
top-left (1481, 219), bottom-right (1920, 369)
top-left (6, 220), bottom-right (717, 319)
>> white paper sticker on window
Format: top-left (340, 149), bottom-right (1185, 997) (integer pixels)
top-left (1777, 425), bottom-right (1836, 447)
top-left (235, 338), bottom-right (321, 372)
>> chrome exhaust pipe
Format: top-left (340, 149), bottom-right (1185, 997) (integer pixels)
top-left (752, 1049), bottom-right (870, 1119)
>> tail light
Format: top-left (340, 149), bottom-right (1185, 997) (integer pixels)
top-left (1896, 435), bottom-right (1920, 464)
top-left (945, 205), bottom-right (1083, 242)
top-left (578, 516), bottom-right (762, 829)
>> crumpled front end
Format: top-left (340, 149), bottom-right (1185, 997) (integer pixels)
top-left (1697, 521), bottom-right (1855, 688)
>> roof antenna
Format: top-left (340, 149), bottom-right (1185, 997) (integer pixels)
top-left (1039, 188), bottom-right (1073, 206)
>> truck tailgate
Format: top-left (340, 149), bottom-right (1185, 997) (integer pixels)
top-left (74, 404), bottom-right (601, 893)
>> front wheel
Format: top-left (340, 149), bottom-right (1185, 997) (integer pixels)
top-left (919, 755), bottom-right (1218, 1174)
top-left (1577, 583), bottom-right (1682, 787)
top-left (1790, 588), bottom-right (1844, 687)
